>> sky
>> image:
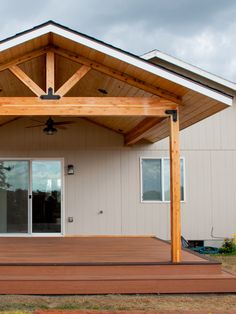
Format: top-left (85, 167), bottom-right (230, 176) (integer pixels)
top-left (1, 0), bottom-right (236, 81)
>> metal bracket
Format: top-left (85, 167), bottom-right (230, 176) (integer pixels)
top-left (165, 109), bottom-right (178, 122)
top-left (40, 87), bottom-right (61, 100)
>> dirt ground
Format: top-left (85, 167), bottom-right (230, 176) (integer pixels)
top-left (0, 255), bottom-right (235, 313)
top-left (0, 294), bottom-right (235, 313)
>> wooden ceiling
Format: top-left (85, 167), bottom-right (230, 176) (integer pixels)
top-left (0, 29), bottom-right (230, 144)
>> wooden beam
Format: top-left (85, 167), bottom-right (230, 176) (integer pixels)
top-left (46, 52), bottom-right (55, 92)
top-left (56, 65), bottom-right (91, 97)
top-left (0, 97), bottom-right (177, 116)
top-left (51, 47), bottom-right (182, 105)
top-left (125, 117), bottom-right (164, 145)
top-left (9, 65), bottom-right (45, 96)
top-left (169, 110), bottom-right (181, 263)
top-left (0, 47), bottom-right (48, 73)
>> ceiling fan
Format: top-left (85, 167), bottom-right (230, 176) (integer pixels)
top-left (26, 117), bottom-right (75, 135)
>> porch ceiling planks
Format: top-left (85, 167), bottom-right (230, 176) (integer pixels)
top-left (56, 65), bottom-right (91, 97)
top-left (51, 47), bottom-right (182, 104)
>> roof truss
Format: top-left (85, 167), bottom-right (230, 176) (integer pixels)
top-left (52, 47), bottom-right (182, 104)
top-left (0, 46), bottom-right (181, 104)
top-left (0, 46), bottom-right (180, 145)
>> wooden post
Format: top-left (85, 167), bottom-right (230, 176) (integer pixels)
top-left (168, 109), bottom-right (181, 263)
top-left (46, 52), bottom-right (55, 92)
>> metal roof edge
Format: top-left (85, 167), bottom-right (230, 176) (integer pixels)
top-left (142, 50), bottom-right (236, 93)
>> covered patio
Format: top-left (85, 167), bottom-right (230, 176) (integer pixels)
top-left (0, 21), bottom-right (235, 293)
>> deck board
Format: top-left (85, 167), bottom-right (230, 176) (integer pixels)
top-left (0, 236), bottom-right (235, 294)
top-left (0, 236), bottom-right (205, 264)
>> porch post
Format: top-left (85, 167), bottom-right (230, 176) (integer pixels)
top-left (168, 109), bottom-right (181, 263)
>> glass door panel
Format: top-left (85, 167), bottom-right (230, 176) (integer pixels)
top-left (32, 160), bottom-right (61, 233)
top-left (0, 161), bottom-right (29, 233)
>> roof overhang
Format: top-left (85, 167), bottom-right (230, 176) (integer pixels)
top-left (142, 49), bottom-right (236, 101)
top-left (0, 21), bottom-right (234, 106)
top-left (0, 21), bottom-right (234, 144)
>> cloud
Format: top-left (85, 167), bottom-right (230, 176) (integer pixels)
top-left (0, 0), bottom-right (236, 80)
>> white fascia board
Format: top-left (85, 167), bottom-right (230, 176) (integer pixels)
top-left (0, 24), bottom-right (233, 106)
top-left (142, 50), bottom-right (236, 92)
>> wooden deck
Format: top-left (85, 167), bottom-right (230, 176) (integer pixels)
top-left (0, 236), bottom-right (235, 294)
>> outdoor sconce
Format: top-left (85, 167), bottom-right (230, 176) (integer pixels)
top-left (67, 164), bottom-right (74, 175)
top-left (68, 217), bottom-right (74, 223)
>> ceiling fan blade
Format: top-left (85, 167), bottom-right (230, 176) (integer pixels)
top-left (53, 121), bottom-right (75, 126)
top-left (26, 124), bottom-right (45, 128)
top-left (30, 118), bottom-right (43, 123)
top-left (57, 125), bottom-right (67, 130)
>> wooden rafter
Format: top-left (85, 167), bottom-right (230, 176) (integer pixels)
top-left (125, 117), bottom-right (164, 145)
top-left (9, 65), bottom-right (45, 96)
top-left (46, 52), bottom-right (55, 92)
top-left (56, 65), bottom-right (91, 97)
top-left (0, 47), bottom-right (48, 73)
top-left (0, 97), bottom-right (177, 116)
top-left (51, 47), bottom-right (182, 105)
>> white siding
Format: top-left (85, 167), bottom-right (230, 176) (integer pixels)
top-left (152, 104), bottom-right (236, 240)
top-left (0, 108), bottom-right (236, 241)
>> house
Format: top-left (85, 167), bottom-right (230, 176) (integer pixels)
top-left (142, 50), bottom-right (236, 246)
top-left (0, 21), bottom-right (235, 294)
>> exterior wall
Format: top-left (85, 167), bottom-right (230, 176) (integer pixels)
top-left (179, 103), bottom-right (236, 241)
top-left (0, 118), bottom-right (170, 239)
top-left (0, 108), bottom-right (236, 241)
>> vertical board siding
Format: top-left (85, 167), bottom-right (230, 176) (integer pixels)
top-left (0, 118), bottom-right (171, 238)
top-left (0, 106), bottom-right (236, 240)
top-left (181, 151), bottom-right (212, 240)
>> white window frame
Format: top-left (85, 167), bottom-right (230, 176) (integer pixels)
top-left (140, 157), bottom-right (186, 203)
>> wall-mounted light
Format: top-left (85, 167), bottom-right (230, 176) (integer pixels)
top-left (67, 164), bottom-right (74, 175)
top-left (68, 217), bottom-right (74, 223)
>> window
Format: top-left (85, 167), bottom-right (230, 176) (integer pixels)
top-left (141, 157), bottom-right (185, 202)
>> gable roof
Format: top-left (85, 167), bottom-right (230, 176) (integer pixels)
top-left (0, 20), bottom-right (234, 105)
top-left (0, 21), bottom-right (234, 144)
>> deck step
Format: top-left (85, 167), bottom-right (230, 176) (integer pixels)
top-left (0, 270), bottom-right (235, 294)
top-left (0, 237), bottom-right (234, 294)
top-left (0, 263), bottom-right (222, 277)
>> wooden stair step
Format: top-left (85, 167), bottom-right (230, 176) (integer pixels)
top-left (0, 270), bottom-right (233, 280)
top-left (0, 263), bottom-right (222, 276)
top-left (0, 271), bottom-right (235, 294)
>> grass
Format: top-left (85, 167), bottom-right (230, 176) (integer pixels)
top-left (0, 255), bottom-right (235, 313)
top-left (0, 294), bottom-right (235, 313)
top-left (210, 253), bottom-right (236, 273)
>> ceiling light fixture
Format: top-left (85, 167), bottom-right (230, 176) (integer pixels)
top-left (43, 117), bottom-right (57, 135)
top-left (98, 88), bottom-right (108, 95)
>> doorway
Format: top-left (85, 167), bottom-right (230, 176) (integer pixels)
top-left (0, 159), bottom-right (63, 235)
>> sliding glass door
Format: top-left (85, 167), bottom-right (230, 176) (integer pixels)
top-left (32, 160), bottom-right (61, 233)
top-left (0, 159), bottom-right (62, 235)
top-left (0, 161), bottom-right (29, 233)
